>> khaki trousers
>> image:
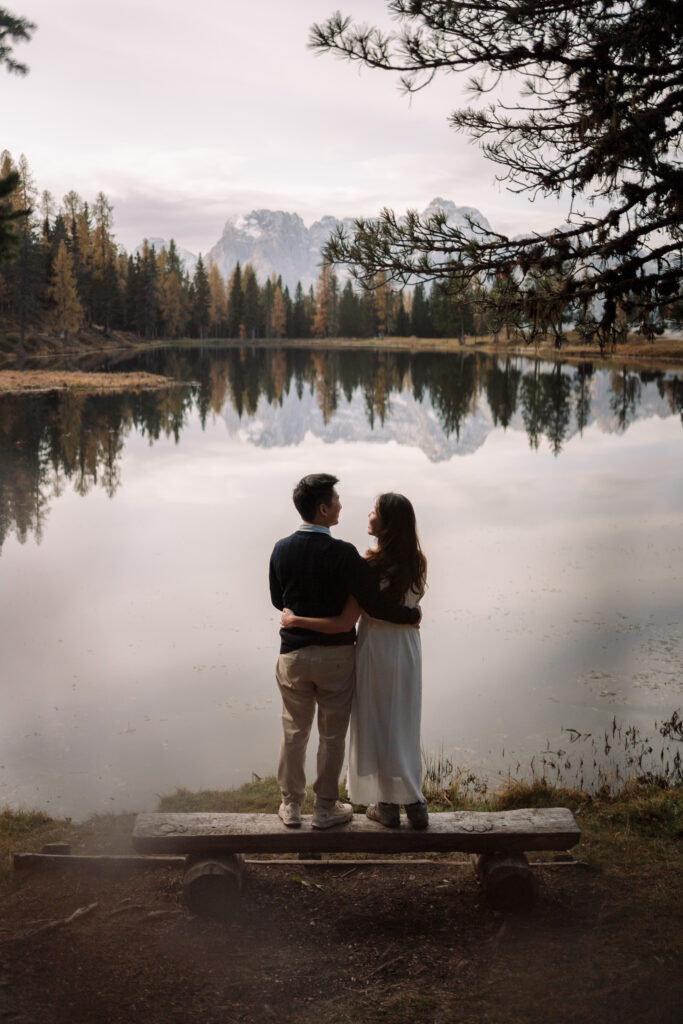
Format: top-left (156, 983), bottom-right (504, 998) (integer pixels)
top-left (276, 645), bottom-right (356, 806)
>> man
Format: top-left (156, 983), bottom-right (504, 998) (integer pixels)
top-left (269, 473), bottom-right (421, 829)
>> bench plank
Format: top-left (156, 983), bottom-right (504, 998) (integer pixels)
top-left (132, 808), bottom-right (580, 856)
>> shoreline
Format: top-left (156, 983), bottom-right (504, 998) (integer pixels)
top-left (158, 333), bottom-right (683, 370)
top-left (2, 774), bottom-right (680, 861)
top-left (0, 333), bottom-right (682, 394)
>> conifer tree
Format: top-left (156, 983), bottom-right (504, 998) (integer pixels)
top-left (72, 198), bottom-right (93, 323)
top-left (410, 282), bottom-right (433, 338)
top-left (39, 190), bottom-right (55, 230)
top-left (373, 272), bottom-right (392, 338)
top-left (0, 6), bottom-right (35, 75)
top-left (283, 284), bottom-right (293, 338)
top-left (156, 241), bottom-right (188, 338)
top-left (164, 239), bottom-right (183, 278)
top-left (292, 281), bottom-right (310, 338)
top-left (358, 287), bottom-right (377, 338)
top-left (0, 150), bottom-right (24, 263)
top-left (91, 192), bottom-right (118, 333)
top-left (62, 190), bottom-right (80, 225)
top-left (160, 268), bottom-right (187, 338)
top-left (139, 241), bottom-right (160, 339)
top-left (312, 264), bottom-right (339, 337)
top-left (3, 154), bottom-right (44, 351)
top-left (338, 279), bottom-right (359, 337)
top-left (113, 250), bottom-right (128, 330)
top-left (271, 285), bottom-right (287, 339)
top-left (311, 1), bottom-right (683, 347)
top-left (242, 264), bottom-right (260, 339)
top-left (0, 167), bottom-right (22, 260)
top-left (49, 240), bottom-right (83, 343)
top-left (46, 211), bottom-right (68, 272)
top-left (192, 254), bottom-right (210, 339)
top-left (227, 261), bottom-right (244, 337)
top-left (430, 280), bottom-right (474, 340)
top-left (123, 253), bottom-right (138, 332)
top-left (37, 190), bottom-right (55, 253)
top-left (393, 293), bottom-right (410, 336)
top-left (208, 261), bottom-right (227, 337)
top-left (261, 275), bottom-right (274, 338)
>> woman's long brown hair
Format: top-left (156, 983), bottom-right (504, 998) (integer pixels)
top-left (366, 492), bottom-right (427, 604)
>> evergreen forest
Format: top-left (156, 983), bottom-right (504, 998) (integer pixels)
top-left (0, 152), bottom-right (489, 351)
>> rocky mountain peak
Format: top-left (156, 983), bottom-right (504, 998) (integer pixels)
top-left (421, 197), bottom-right (491, 232)
top-left (137, 199), bottom-right (491, 290)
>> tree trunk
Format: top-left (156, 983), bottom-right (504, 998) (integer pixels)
top-left (474, 852), bottom-right (538, 913)
top-left (183, 854), bottom-right (245, 919)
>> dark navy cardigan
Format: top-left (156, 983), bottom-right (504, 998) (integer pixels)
top-left (269, 529), bottom-right (420, 653)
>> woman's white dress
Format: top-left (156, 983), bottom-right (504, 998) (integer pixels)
top-left (347, 588), bottom-right (423, 805)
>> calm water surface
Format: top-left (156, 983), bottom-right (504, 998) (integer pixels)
top-left (1, 346), bottom-right (681, 818)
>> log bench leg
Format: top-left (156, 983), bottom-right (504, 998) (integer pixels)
top-left (474, 852), bottom-right (539, 913)
top-left (183, 853), bottom-right (246, 919)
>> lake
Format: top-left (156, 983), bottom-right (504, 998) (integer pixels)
top-left (1, 345), bottom-right (681, 819)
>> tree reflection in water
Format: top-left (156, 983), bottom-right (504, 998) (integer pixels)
top-left (1, 347), bottom-right (681, 551)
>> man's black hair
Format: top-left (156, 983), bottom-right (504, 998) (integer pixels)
top-left (293, 473), bottom-right (339, 523)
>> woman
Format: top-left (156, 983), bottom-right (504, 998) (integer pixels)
top-left (280, 492), bottom-right (428, 829)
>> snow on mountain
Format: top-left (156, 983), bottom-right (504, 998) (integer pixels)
top-left (206, 210), bottom-right (358, 291)
top-left (206, 199), bottom-right (490, 291)
top-left (421, 197), bottom-right (491, 233)
top-left (134, 200), bottom-right (492, 289)
top-left (134, 200), bottom-right (490, 289)
top-left (207, 210), bottom-right (313, 291)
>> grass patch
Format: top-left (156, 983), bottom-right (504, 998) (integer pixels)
top-left (0, 808), bottom-right (66, 878)
top-left (491, 777), bottom-right (591, 812)
top-left (158, 778), bottom-right (295, 814)
top-left (0, 807), bottom-right (54, 835)
top-left (585, 781), bottom-right (683, 840)
top-left (158, 778), bottom-right (358, 816)
top-left (0, 808), bottom-right (141, 879)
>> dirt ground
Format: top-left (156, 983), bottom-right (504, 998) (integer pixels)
top-left (1, 836), bottom-right (680, 1024)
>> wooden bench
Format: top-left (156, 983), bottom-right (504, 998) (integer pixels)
top-left (132, 807), bottom-right (581, 916)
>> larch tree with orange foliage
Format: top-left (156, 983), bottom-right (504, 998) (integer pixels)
top-left (49, 240), bottom-right (83, 343)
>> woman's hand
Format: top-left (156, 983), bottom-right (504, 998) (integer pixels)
top-left (280, 607), bottom-right (297, 629)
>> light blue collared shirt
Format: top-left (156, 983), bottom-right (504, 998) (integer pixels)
top-left (297, 523), bottom-right (331, 535)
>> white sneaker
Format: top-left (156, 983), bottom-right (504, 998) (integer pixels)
top-left (311, 800), bottom-right (353, 829)
top-left (278, 801), bottom-right (302, 828)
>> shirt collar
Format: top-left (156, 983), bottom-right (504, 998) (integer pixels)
top-left (297, 523), bottom-right (331, 535)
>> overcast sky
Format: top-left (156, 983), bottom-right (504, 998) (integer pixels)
top-left (5, 0), bottom-right (571, 254)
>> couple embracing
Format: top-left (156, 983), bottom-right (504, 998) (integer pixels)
top-left (269, 473), bottom-right (428, 831)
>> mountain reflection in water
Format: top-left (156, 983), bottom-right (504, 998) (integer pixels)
top-left (1, 347), bottom-right (681, 551)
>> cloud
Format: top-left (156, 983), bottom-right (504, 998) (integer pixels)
top-left (8, 0), bottom-right (576, 254)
